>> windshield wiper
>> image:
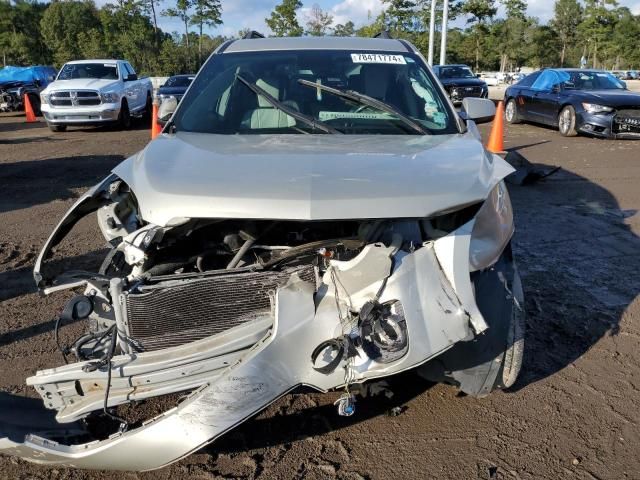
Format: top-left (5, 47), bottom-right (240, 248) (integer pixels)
top-left (298, 79), bottom-right (430, 135)
top-left (236, 74), bottom-right (340, 134)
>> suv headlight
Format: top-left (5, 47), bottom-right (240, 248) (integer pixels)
top-left (40, 93), bottom-right (50, 104)
top-left (100, 92), bottom-right (120, 103)
top-left (582, 103), bottom-right (613, 114)
top-left (469, 181), bottom-right (514, 271)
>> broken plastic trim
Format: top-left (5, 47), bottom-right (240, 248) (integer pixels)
top-left (33, 174), bottom-right (119, 289)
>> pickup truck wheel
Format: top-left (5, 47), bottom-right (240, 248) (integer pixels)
top-left (49, 125), bottom-right (67, 132)
top-left (143, 93), bottom-right (152, 122)
top-left (118, 100), bottom-right (131, 129)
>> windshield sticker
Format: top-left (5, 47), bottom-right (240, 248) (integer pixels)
top-left (351, 53), bottom-right (406, 65)
top-left (319, 111), bottom-right (395, 121)
top-left (104, 64), bottom-right (116, 67)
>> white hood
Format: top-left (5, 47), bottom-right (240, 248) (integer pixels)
top-left (44, 78), bottom-right (119, 92)
top-left (113, 132), bottom-right (514, 226)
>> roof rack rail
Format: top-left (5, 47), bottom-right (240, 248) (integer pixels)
top-left (373, 31), bottom-right (392, 39)
top-left (243, 30), bottom-right (265, 39)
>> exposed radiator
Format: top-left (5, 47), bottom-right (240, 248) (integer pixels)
top-left (125, 265), bottom-right (317, 351)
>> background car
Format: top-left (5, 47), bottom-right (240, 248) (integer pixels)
top-left (479, 72), bottom-right (500, 86)
top-left (0, 65), bottom-right (57, 114)
top-left (433, 64), bottom-right (489, 104)
top-left (157, 74), bottom-right (195, 103)
top-left (504, 68), bottom-right (640, 138)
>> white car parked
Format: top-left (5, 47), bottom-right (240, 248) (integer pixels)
top-left (40, 59), bottom-right (153, 132)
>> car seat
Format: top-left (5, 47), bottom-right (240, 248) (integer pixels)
top-left (240, 78), bottom-right (299, 129)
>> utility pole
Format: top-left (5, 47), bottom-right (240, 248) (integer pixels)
top-left (427, 0), bottom-right (437, 65)
top-left (439, 0), bottom-right (449, 66)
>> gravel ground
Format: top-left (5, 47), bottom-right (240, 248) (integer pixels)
top-left (1, 112), bottom-right (639, 480)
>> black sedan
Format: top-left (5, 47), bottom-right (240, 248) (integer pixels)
top-left (157, 74), bottom-right (195, 103)
top-left (433, 64), bottom-right (488, 105)
top-left (504, 69), bottom-right (640, 139)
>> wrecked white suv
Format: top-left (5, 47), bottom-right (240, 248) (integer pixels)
top-left (1, 36), bottom-right (524, 470)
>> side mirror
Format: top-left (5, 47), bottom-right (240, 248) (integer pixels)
top-left (621, 80), bottom-right (627, 89)
top-left (125, 73), bottom-right (138, 82)
top-left (157, 96), bottom-right (178, 126)
top-left (461, 97), bottom-right (496, 124)
top-left (551, 84), bottom-right (561, 93)
top-left (476, 74), bottom-right (482, 78)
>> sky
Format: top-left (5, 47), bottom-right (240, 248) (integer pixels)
top-left (95, 0), bottom-right (640, 39)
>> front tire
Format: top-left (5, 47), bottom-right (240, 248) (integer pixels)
top-left (558, 105), bottom-right (578, 137)
top-left (48, 124), bottom-right (67, 132)
top-left (505, 98), bottom-right (521, 124)
top-left (143, 93), bottom-right (152, 123)
top-left (118, 99), bottom-right (131, 129)
top-left (416, 247), bottom-right (525, 397)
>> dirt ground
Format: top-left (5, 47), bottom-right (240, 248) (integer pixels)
top-left (1, 112), bottom-right (639, 480)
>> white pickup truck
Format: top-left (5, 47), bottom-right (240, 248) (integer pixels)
top-left (40, 59), bottom-right (153, 132)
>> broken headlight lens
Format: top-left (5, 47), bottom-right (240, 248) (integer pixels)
top-left (360, 300), bottom-right (408, 364)
top-left (582, 103), bottom-right (613, 114)
top-left (469, 181), bottom-right (514, 271)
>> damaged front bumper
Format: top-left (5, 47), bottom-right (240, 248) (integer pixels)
top-left (2, 168), bottom-right (522, 471)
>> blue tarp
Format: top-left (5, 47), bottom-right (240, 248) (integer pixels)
top-left (0, 65), bottom-right (57, 85)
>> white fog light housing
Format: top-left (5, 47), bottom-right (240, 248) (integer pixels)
top-left (469, 181), bottom-right (514, 271)
top-left (582, 103), bottom-right (613, 114)
top-left (100, 92), bottom-right (120, 103)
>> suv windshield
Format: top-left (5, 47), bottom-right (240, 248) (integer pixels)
top-left (438, 66), bottom-right (475, 79)
top-left (57, 63), bottom-right (119, 80)
top-left (174, 50), bottom-right (457, 135)
top-left (561, 71), bottom-right (625, 90)
top-left (165, 75), bottom-right (194, 87)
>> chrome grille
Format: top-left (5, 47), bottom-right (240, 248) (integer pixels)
top-left (50, 90), bottom-right (101, 107)
top-left (613, 109), bottom-right (640, 135)
top-left (125, 265), bottom-right (317, 351)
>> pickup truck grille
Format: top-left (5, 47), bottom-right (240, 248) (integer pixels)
top-left (50, 90), bottom-right (101, 107)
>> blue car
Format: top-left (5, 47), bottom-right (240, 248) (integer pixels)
top-left (504, 68), bottom-right (640, 139)
top-left (0, 65), bottom-right (57, 113)
top-left (157, 74), bottom-right (195, 103)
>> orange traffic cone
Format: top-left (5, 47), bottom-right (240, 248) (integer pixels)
top-left (24, 94), bottom-right (37, 123)
top-left (485, 100), bottom-right (505, 154)
top-left (151, 98), bottom-right (162, 139)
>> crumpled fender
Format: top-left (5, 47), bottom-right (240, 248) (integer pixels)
top-left (33, 174), bottom-right (118, 289)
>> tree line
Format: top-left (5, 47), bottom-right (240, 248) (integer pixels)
top-left (1, 0), bottom-right (639, 77)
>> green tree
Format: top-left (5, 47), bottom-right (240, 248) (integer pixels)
top-left (526, 24), bottom-right (561, 67)
top-left (163, 0), bottom-right (195, 67)
top-left (99, 0), bottom-right (157, 74)
top-left (382, 0), bottom-right (417, 34)
top-left (1, 0), bottom-right (51, 66)
top-left (305, 4), bottom-right (333, 36)
top-left (496, 0), bottom-right (529, 72)
top-left (190, 0), bottom-right (222, 67)
top-left (141, 0), bottom-right (161, 46)
top-left (333, 21), bottom-right (355, 37)
top-left (265, 0), bottom-right (303, 37)
top-left (461, 0), bottom-right (497, 70)
top-left (40, 0), bottom-right (102, 66)
top-left (550, 0), bottom-right (583, 66)
top-left (578, 0), bottom-right (618, 69)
